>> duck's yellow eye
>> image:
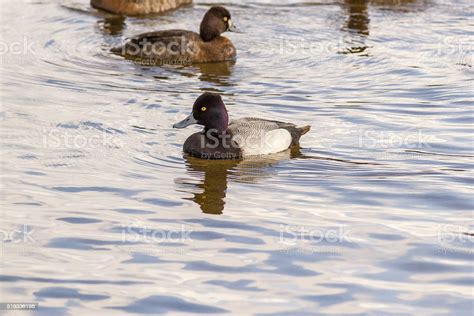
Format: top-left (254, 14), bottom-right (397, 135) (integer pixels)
top-left (223, 16), bottom-right (228, 22)
top-left (201, 106), bottom-right (207, 112)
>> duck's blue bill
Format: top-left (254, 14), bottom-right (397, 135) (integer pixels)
top-left (173, 113), bottom-right (197, 129)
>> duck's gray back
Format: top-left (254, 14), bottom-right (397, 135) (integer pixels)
top-left (229, 118), bottom-right (282, 137)
top-left (228, 118), bottom-right (297, 137)
top-left (229, 117), bottom-right (309, 147)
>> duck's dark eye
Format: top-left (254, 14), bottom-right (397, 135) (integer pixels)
top-left (223, 16), bottom-right (228, 22)
top-left (201, 106), bottom-right (207, 112)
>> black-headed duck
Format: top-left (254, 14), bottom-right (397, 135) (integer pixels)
top-left (111, 6), bottom-right (239, 65)
top-left (92, 0), bottom-right (192, 16)
top-left (173, 93), bottom-right (311, 159)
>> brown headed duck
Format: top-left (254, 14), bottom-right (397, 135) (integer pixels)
top-left (111, 6), bottom-right (240, 65)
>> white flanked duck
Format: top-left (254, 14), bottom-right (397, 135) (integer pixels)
top-left (173, 93), bottom-right (311, 159)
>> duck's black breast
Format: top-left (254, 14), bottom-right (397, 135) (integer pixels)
top-left (183, 132), bottom-right (242, 160)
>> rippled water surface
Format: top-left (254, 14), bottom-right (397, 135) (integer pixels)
top-left (1, 0), bottom-right (473, 315)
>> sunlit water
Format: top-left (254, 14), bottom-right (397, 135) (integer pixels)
top-left (1, 0), bottom-right (473, 315)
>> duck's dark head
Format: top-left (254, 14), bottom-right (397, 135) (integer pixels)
top-left (173, 93), bottom-right (229, 133)
top-left (200, 6), bottom-right (239, 42)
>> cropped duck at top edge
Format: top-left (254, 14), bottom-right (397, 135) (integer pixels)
top-left (173, 93), bottom-right (311, 160)
top-left (91, 0), bottom-right (192, 16)
top-left (111, 6), bottom-right (241, 65)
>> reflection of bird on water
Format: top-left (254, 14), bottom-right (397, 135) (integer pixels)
top-left (194, 61), bottom-right (235, 86)
top-left (178, 146), bottom-right (303, 215)
top-left (231, 146), bottom-right (303, 184)
top-left (181, 157), bottom-right (237, 215)
top-left (97, 15), bottom-right (126, 36)
top-left (343, 0), bottom-right (429, 35)
top-left (343, 0), bottom-right (370, 36)
top-left (341, 0), bottom-right (428, 54)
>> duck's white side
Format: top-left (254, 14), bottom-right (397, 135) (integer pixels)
top-left (229, 119), bottom-right (293, 156)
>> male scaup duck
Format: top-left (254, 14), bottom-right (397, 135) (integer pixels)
top-left (111, 6), bottom-right (239, 65)
top-left (173, 93), bottom-right (311, 159)
top-left (91, 0), bottom-right (192, 16)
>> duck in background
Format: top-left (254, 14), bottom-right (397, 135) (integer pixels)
top-left (111, 6), bottom-right (240, 65)
top-left (91, 0), bottom-right (192, 15)
top-left (173, 93), bottom-right (311, 159)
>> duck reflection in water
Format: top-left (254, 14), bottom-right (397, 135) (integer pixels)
top-left (97, 15), bottom-right (126, 36)
top-left (344, 0), bottom-right (370, 36)
top-left (135, 60), bottom-right (234, 87)
top-left (341, 0), bottom-right (370, 54)
top-left (195, 61), bottom-right (235, 86)
top-left (341, 0), bottom-right (428, 54)
top-left (178, 146), bottom-right (304, 215)
top-left (170, 61), bottom-right (235, 87)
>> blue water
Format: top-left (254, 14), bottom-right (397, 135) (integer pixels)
top-left (0, 0), bottom-right (473, 315)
